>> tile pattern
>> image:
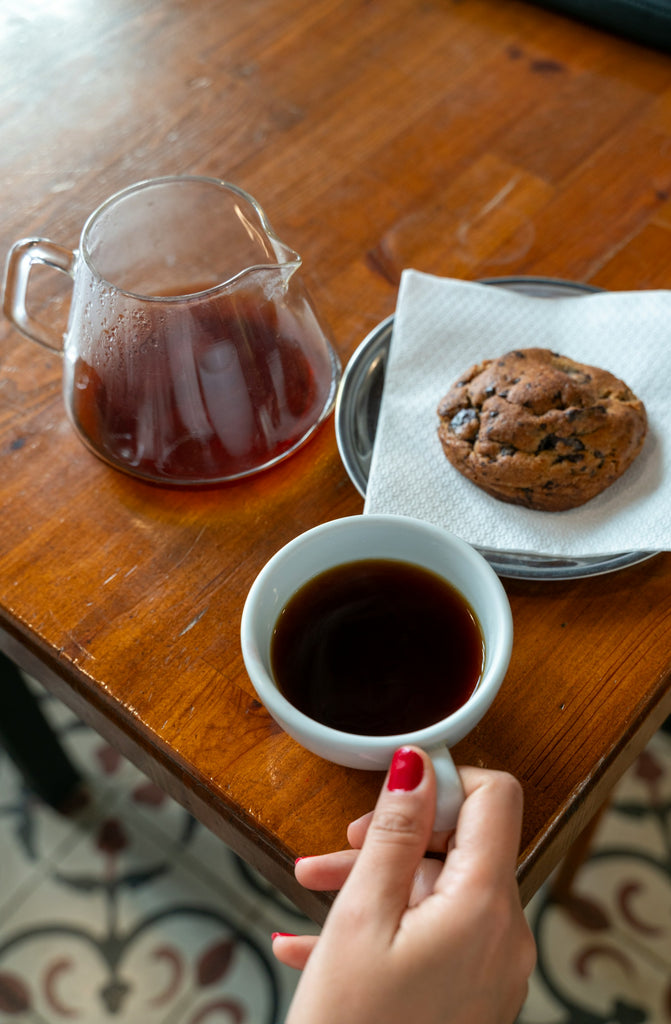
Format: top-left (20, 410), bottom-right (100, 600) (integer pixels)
top-left (521, 729), bottom-right (671, 1024)
top-left (0, 678), bottom-right (669, 1023)
top-left (0, 682), bottom-right (315, 1022)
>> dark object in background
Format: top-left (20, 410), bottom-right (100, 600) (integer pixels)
top-left (0, 653), bottom-right (86, 812)
top-left (527, 0), bottom-right (671, 53)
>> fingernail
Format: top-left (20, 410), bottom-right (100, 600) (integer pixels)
top-left (387, 747), bottom-right (424, 791)
top-left (294, 856), bottom-right (304, 865)
top-left (272, 932), bottom-right (295, 941)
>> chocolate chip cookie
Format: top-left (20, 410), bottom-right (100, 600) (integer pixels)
top-left (436, 348), bottom-right (647, 511)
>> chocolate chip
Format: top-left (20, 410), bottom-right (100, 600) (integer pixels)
top-left (450, 408), bottom-right (479, 435)
top-left (553, 453), bottom-right (585, 464)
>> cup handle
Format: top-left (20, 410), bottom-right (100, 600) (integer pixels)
top-left (430, 745), bottom-right (464, 831)
top-left (3, 238), bottom-right (76, 352)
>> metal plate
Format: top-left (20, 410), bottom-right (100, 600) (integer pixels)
top-left (335, 276), bottom-right (657, 580)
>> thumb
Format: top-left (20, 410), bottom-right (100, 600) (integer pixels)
top-left (332, 746), bottom-right (436, 940)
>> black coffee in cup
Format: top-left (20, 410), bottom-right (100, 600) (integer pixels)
top-left (270, 558), bottom-right (483, 736)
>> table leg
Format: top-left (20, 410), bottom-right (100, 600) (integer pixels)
top-left (0, 653), bottom-right (86, 812)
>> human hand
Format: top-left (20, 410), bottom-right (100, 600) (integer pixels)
top-left (274, 747), bottom-right (536, 1024)
top-left (287, 791), bottom-right (453, 927)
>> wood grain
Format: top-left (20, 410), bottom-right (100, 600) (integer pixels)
top-left (1, 0), bottom-right (670, 921)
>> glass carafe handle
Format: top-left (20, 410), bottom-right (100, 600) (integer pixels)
top-left (3, 238), bottom-right (76, 352)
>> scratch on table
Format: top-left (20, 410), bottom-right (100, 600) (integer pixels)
top-left (479, 175), bottom-right (520, 218)
top-left (103, 572), bottom-right (118, 585)
top-left (457, 175), bottom-right (521, 247)
top-left (177, 606), bottom-right (208, 637)
top-left (456, 176), bottom-right (520, 245)
top-left (62, 632), bottom-right (95, 663)
top-left (170, 526), bottom-right (207, 573)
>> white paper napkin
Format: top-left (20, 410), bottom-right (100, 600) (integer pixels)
top-left (363, 270), bottom-right (670, 558)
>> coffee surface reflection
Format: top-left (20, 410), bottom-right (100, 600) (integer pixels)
top-left (271, 558), bottom-right (484, 736)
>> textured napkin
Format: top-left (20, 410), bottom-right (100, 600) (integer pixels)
top-left (364, 271), bottom-right (670, 558)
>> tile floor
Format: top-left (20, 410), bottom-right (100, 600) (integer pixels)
top-left (0, 677), bottom-right (669, 1023)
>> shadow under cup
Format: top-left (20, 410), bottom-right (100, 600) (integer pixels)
top-left (241, 514), bottom-right (513, 829)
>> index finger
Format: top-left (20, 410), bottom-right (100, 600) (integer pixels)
top-left (330, 747), bottom-right (437, 940)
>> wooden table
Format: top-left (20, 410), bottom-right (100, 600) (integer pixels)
top-left (1, 0), bottom-right (670, 923)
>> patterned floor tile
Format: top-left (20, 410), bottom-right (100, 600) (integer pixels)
top-left (519, 730), bottom-right (671, 1024)
top-left (521, 890), bottom-right (671, 1024)
top-left (0, 748), bottom-right (92, 921)
top-left (3, 676), bottom-right (671, 1024)
top-left (0, 786), bottom-right (300, 1022)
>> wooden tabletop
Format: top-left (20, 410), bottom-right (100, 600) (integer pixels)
top-left (2, 0), bottom-right (671, 923)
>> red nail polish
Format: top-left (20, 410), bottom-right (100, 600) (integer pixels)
top-left (272, 932), bottom-right (295, 941)
top-left (295, 856), bottom-right (304, 865)
top-left (387, 747), bottom-right (424, 791)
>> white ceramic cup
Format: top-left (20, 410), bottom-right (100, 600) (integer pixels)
top-left (240, 514), bottom-right (513, 830)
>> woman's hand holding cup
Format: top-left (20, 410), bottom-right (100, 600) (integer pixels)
top-left (274, 749), bottom-right (536, 1024)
